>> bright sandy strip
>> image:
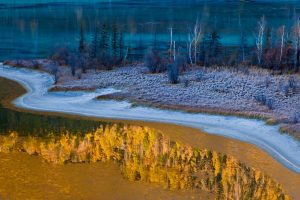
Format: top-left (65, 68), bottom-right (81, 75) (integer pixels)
top-left (1, 63), bottom-right (300, 175)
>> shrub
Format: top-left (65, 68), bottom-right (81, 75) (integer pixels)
top-left (49, 64), bottom-right (59, 84)
top-left (254, 93), bottom-right (274, 110)
top-left (195, 70), bottom-right (205, 82)
top-left (145, 49), bottom-right (161, 73)
top-left (78, 53), bottom-right (88, 73)
top-left (288, 77), bottom-right (297, 91)
top-left (167, 64), bottom-right (179, 84)
top-left (50, 47), bottom-right (70, 65)
top-left (292, 113), bottom-right (300, 124)
top-left (282, 77), bottom-right (297, 96)
top-left (239, 67), bottom-right (249, 75)
top-left (98, 53), bottom-right (113, 70)
top-left (68, 53), bottom-right (77, 76)
top-left (32, 60), bottom-right (40, 69)
top-left (282, 84), bottom-right (290, 97)
top-left (264, 77), bottom-right (271, 88)
top-left (168, 56), bottom-right (185, 84)
top-left (77, 71), bottom-right (82, 79)
top-left (266, 98), bottom-right (274, 110)
top-left (183, 79), bottom-right (189, 87)
top-left (254, 93), bottom-right (267, 105)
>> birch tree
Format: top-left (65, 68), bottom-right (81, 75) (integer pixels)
top-left (188, 19), bottom-right (202, 65)
top-left (169, 27), bottom-right (174, 61)
top-left (278, 25), bottom-right (286, 64)
top-left (188, 33), bottom-right (193, 64)
top-left (255, 16), bottom-right (266, 66)
top-left (238, 15), bottom-right (246, 63)
top-left (292, 16), bottom-right (300, 71)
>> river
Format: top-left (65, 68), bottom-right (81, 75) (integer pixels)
top-left (1, 63), bottom-right (300, 198)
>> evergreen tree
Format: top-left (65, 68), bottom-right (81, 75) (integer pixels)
top-left (209, 31), bottom-right (222, 58)
top-left (100, 23), bottom-right (109, 55)
top-left (239, 29), bottom-right (247, 64)
top-left (79, 23), bottom-right (85, 53)
top-left (119, 32), bottom-right (124, 59)
top-left (265, 27), bottom-right (272, 50)
top-left (203, 31), bottom-right (222, 66)
top-left (111, 23), bottom-right (118, 58)
top-left (90, 25), bottom-right (99, 58)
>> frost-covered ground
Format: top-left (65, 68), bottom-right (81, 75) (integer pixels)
top-left (2, 63), bottom-right (300, 175)
top-left (4, 59), bottom-right (300, 138)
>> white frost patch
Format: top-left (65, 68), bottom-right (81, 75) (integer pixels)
top-left (1, 63), bottom-right (300, 174)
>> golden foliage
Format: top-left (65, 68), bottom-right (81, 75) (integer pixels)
top-left (0, 125), bottom-right (291, 200)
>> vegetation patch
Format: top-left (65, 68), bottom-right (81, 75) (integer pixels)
top-left (0, 125), bottom-right (291, 200)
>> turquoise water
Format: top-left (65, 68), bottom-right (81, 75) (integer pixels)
top-left (0, 1), bottom-right (299, 60)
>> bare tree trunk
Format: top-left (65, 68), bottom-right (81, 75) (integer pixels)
top-left (188, 34), bottom-right (193, 64)
top-left (194, 39), bottom-right (197, 65)
top-left (123, 47), bottom-right (129, 65)
top-left (297, 49), bottom-right (300, 72)
top-left (239, 15), bottom-right (246, 63)
top-left (295, 17), bottom-right (300, 72)
top-left (173, 41), bottom-right (176, 61)
top-left (279, 25), bottom-right (285, 64)
top-left (255, 16), bottom-right (266, 66)
top-left (193, 20), bottom-right (202, 65)
top-left (170, 27), bottom-right (173, 61)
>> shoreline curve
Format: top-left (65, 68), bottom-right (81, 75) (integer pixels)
top-left (1, 63), bottom-right (300, 174)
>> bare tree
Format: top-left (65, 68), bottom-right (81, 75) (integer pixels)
top-left (188, 33), bottom-right (193, 64)
top-left (279, 25), bottom-right (286, 64)
top-left (292, 16), bottom-right (300, 72)
top-left (173, 41), bottom-right (176, 61)
top-left (123, 47), bottom-right (129, 65)
top-left (238, 15), bottom-right (246, 63)
top-left (193, 20), bottom-right (202, 65)
top-left (187, 19), bottom-right (202, 64)
top-left (188, 19), bottom-right (202, 65)
top-left (169, 26), bottom-right (174, 61)
top-left (255, 16), bottom-right (266, 66)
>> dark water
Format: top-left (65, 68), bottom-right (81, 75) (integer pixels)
top-left (0, 1), bottom-right (300, 60)
top-left (0, 106), bottom-right (108, 136)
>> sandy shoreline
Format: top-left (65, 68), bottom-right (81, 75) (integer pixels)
top-left (2, 65), bottom-right (300, 198)
top-left (3, 59), bottom-right (300, 140)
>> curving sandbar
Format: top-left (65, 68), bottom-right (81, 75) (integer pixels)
top-left (1, 63), bottom-right (300, 175)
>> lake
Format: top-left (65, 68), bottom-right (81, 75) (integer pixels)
top-left (0, 0), bottom-right (300, 60)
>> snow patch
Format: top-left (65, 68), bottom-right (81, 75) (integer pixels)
top-left (1, 64), bottom-right (300, 174)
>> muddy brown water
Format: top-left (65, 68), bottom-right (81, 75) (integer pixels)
top-left (0, 77), bottom-right (300, 199)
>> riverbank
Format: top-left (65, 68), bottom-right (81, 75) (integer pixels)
top-left (0, 77), bottom-right (26, 107)
top-left (4, 59), bottom-right (300, 140)
top-left (1, 66), bottom-right (300, 199)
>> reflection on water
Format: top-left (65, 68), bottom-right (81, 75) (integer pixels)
top-left (1, 152), bottom-right (211, 200)
top-left (0, 123), bottom-right (290, 199)
top-left (0, 106), bottom-right (106, 136)
top-left (0, 77), bottom-right (294, 199)
top-left (0, 1), bottom-right (300, 60)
